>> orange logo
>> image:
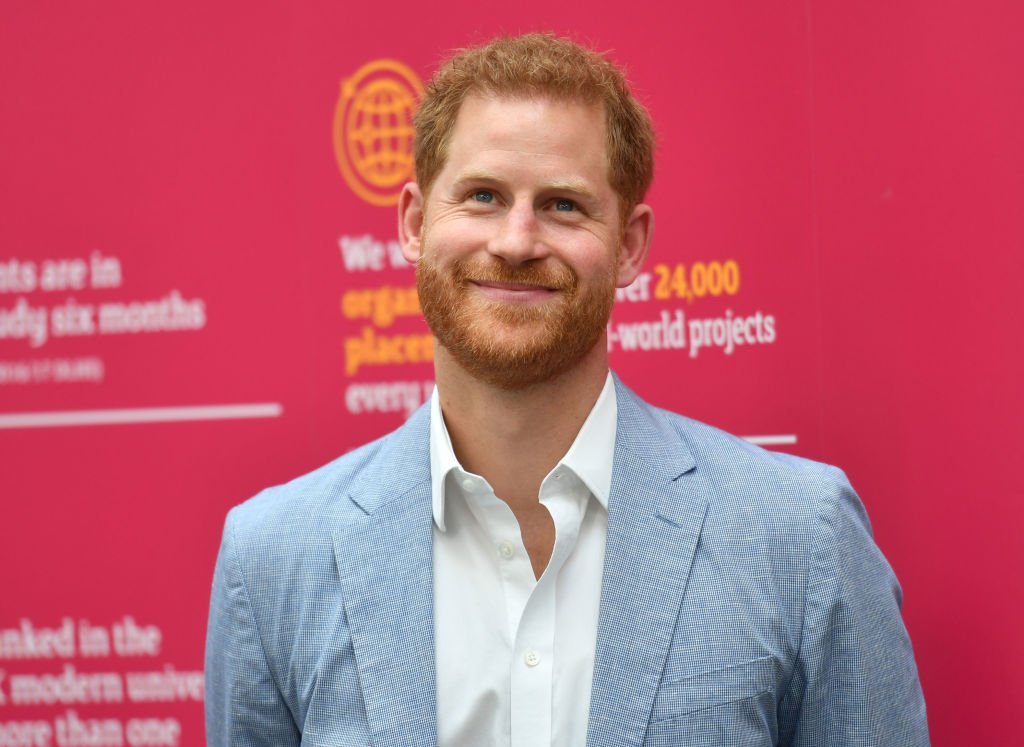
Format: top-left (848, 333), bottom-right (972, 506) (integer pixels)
top-left (333, 59), bottom-right (423, 207)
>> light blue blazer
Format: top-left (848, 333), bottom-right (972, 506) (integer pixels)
top-left (205, 377), bottom-right (929, 746)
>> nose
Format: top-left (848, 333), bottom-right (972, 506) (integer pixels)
top-left (487, 203), bottom-right (550, 266)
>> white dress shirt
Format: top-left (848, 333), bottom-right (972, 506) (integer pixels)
top-left (431, 373), bottom-right (616, 747)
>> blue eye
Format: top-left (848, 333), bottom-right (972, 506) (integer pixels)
top-left (473, 190), bottom-right (494, 203)
top-left (554, 198), bottom-right (576, 211)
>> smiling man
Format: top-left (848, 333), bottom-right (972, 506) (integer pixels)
top-left (206, 34), bottom-right (930, 746)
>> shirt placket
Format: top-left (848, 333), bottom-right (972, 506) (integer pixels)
top-left (457, 467), bottom-right (589, 747)
top-left (511, 470), bottom-right (587, 747)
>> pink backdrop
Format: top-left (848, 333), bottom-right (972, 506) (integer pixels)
top-left (2, 1), bottom-right (1021, 744)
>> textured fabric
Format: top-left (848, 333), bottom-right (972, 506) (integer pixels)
top-left (430, 373), bottom-right (615, 746)
top-left (205, 374), bottom-right (930, 746)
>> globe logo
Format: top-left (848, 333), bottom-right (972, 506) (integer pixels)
top-left (333, 59), bottom-right (424, 207)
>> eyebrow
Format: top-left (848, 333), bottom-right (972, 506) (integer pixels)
top-left (452, 171), bottom-right (599, 201)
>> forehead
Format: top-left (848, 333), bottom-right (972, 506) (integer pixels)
top-left (441, 93), bottom-right (609, 184)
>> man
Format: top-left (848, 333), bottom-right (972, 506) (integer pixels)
top-left (206, 34), bottom-right (930, 746)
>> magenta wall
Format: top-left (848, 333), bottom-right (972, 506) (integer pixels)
top-left (1, 1), bottom-right (1020, 743)
top-left (811, 2), bottom-right (1024, 740)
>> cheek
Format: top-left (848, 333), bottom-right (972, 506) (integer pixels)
top-left (425, 215), bottom-right (492, 250)
top-left (566, 242), bottom-right (619, 283)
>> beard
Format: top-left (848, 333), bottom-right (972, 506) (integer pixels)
top-left (416, 249), bottom-right (617, 390)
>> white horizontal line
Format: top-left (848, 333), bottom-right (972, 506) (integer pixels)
top-left (743, 434), bottom-right (798, 446)
top-left (0, 403), bottom-right (283, 429)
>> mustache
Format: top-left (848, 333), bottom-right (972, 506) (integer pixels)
top-left (451, 259), bottom-right (577, 291)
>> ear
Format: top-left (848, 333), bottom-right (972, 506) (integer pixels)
top-left (398, 182), bottom-right (425, 264)
top-left (616, 203), bottom-right (654, 287)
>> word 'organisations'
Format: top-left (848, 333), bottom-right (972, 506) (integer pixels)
top-left (342, 285), bottom-right (420, 328)
top-left (607, 309), bottom-right (777, 358)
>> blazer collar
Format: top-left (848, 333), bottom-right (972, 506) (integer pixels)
top-left (334, 404), bottom-right (438, 747)
top-left (586, 376), bottom-right (709, 746)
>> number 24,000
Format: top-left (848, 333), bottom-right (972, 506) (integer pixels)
top-left (652, 260), bottom-right (740, 301)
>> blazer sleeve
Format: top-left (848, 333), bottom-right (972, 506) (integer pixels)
top-left (205, 509), bottom-right (301, 747)
top-left (783, 469), bottom-right (930, 746)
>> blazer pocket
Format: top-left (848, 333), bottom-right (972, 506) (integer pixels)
top-left (650, 655), bottom-right (777, 722)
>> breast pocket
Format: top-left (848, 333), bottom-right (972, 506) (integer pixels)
top-left (645, 655), bottom-right (778, 747)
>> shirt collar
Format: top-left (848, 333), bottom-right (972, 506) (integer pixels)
top-left (429, 372), bottom-right (617, 532)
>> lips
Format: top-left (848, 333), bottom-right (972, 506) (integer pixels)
top-left (471, 279), bottom-right (559, 293)
top-left (469, 279), bottom-right (559, 303)
top-left (459, 263), bottom-right (575, 292)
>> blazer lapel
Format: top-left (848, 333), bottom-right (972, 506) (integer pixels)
top-left (334, 407), bottom-right (437, 747)
top-left (586, 379), bottom-right (709, 747)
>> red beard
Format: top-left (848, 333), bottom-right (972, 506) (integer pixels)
top-left (416, 252), bottom-right (616, 390)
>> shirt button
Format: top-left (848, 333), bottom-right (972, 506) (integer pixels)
top-left (498, 542), bottom-right (514, 560)
top-left (460, 477), bottom-right (475, 492)
top-left (524, 650), bottom-right (541, 667)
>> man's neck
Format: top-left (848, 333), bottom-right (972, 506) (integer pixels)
top-left (433, 341), bottom-right (610, 513)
